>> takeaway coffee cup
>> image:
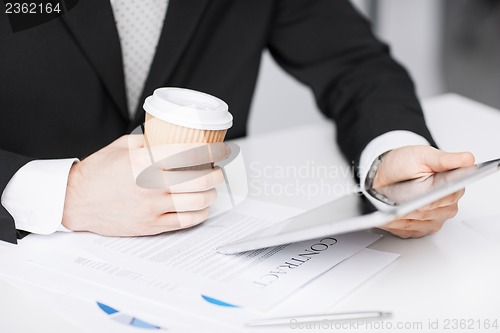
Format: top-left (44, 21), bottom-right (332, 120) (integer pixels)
top-left (143, 87), bottom-right (233, 146)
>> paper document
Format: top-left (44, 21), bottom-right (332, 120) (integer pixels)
top-left (17, 198), bottom-right (381, 310)
top-left (0, 244), bottom-right (398, 333)
top-left (267, 248), bottom-right (400, 316)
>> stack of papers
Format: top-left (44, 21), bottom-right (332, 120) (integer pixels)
top-left (0, 198), bottom-right (399, 332)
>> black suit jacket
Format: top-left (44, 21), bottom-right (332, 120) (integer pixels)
top-left (0, 0), bottom-right (434, 243)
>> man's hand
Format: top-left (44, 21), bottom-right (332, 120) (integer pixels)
top-left (62, 135), bottom-right (230, 236)
top-left (373, 145), bottom-right (475, 238)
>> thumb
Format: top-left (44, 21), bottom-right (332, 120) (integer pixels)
top-left (425, 150), bottom-right (475, 173)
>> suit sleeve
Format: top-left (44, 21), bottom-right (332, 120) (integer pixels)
top-left (0, 150), bottom-right (34, 243)
top-left (267, 0), bottom-right (436, 169)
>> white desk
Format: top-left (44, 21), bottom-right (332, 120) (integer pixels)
top-left (1, 94), bottom-right (499, 332)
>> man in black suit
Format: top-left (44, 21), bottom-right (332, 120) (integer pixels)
top-left (0, 0), bottom-right (474, 244)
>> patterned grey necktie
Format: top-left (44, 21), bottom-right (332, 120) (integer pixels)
top-left (111, 0), bottom-right (169, 118)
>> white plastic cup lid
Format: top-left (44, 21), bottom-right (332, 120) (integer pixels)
top-left (143, 87), bottom-right (233, 130)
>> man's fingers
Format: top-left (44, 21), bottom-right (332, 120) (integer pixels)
top-left (400, 204), bottom-right (459, 221)
top-left (380, 218), bottom-right (446, 238)
top-left (381, 200), bottom-right (460, 238)
top-left (149, 142), bottom-right (231, 169)
top-left (426, 150), bottom-right (475, 173)
top-left (130, 142), bottom-right (230, 179)
top-left (373, 146), bottom-right (476, 188)
top-left (379, 226), bottom-right (428, 239)
top-left (165, 167), bottom-right (225, 192)
top-left (151, 189), bottom-right (217, 213)
top-left (136, 165), bottom-right (225, 190)
top-left (379, 193), bottom-right (462, 239)
top-left (419, 189), bottom-right (465, 211)
top-left (151, 208), bottom-right (211, 232)
top-left (383, 218), bottom-right (445, 232)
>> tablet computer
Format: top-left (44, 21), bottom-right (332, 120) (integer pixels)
top-left (217, 158), bottom-right (500, 254)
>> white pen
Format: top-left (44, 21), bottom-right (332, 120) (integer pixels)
top-left (246, 311), bottom-right (392, 327)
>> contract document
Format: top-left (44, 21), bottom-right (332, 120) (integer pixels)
top-left (18, 198), bottom-right (381, 310)
top-left (0, 245), bottom-right (398, 332)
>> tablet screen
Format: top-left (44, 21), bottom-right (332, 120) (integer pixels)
top-left (218, 158), bottom-right (500, 254)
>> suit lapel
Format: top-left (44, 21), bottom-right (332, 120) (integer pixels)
top-left (133, 0), bottom-right (210, 122)
top-left (61, 0), bottom-right (128, 120)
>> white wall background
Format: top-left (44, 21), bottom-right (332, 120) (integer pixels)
top-left (376, 0), bottom-right (444, 98)
top-left (248, 0), bottom-right (444, 135)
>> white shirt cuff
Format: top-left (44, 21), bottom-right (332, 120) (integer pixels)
top-left (1, 159), bottom-right (78, 235)
top-left (359, 130), bottom-right (430, 210)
